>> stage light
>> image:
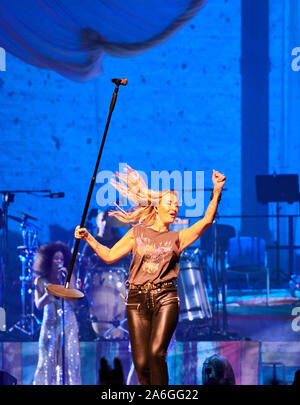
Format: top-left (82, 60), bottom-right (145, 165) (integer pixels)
top-left (202, 355), bottom-right (236, 385)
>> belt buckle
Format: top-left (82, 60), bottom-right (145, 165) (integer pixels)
top-left (144, 282), bottom-right (153, 292)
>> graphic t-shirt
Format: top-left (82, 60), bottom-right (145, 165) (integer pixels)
top-left (128, 224), bottom-right (181, 285)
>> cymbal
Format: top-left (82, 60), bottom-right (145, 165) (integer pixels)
top-left (17, 211), bottom-right (38, 221)
top-left (8, 215), bottom-right (41, 230)
top-left (8, 214), bottom-right (23, 223)
top-left (47, 284), bottom-right (84, 300)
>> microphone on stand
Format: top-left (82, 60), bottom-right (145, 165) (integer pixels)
top-left (111, 78), bottom-right (128, 86)
top-left (58, 264), bottom-right (67, 284)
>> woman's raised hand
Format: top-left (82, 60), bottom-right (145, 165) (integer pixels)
top-left (74, 225), bottom-right (89, 240)
top-left (212, 169), bottom-right (226, 191)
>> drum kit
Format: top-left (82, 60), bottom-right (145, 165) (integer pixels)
top-left (7, 211), bottom-right (42, 338)
top-left (81, 262), bottom-right (129, 340)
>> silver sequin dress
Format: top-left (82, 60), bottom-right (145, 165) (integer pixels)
top-left (33, 278), bottom-right (82, 385)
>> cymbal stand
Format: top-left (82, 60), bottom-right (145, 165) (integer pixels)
top-left (0, 192), bottom-right (15, 311)
top-left (8, 220), bottom-right (41, 338)
top-left (101, 314), bottom-right (129, 339)
top-left (273, 202), bottom-right (296, 285)
top-left (209, 216), bottom-right (238, 340)
top-left (0, 189), bottom-right (59, 332)
top-left (90, 310), bottom-right (129, 340)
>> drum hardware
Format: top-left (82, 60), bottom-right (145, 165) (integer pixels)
top-left (0, 191), bottom-right (15, 311)
top-left (177, 246), bottom-right (214, 341)
top-left (8, 215), bottom-right (42, 339)
top-left (207, 217), bottom-right (239, 340)
top-left (17, 211), bottom-right (38, 221)
top-left (77, 242), bottom-right (130, 340)
top-left (0, 190), bottom-right (64, 336)
top-left (177, 217), bottom-right (238, 340)
top-left (177, 255), bottom-right (212, 324)
top-left (91, 315), bottom-right (129, 341)
top-left (84, 265), bottom-right (129, 340)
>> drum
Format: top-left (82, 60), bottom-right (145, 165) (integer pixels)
top-left (178, 253), bottom-right (212, 322)
top-left (84, 266), bottom-right (128, 339)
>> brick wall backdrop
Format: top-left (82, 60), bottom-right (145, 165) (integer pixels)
top-left (0, 0), bottom-right (241, 245)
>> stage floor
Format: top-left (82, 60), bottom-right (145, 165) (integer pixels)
top-left (0, 288), bottom-right (299, 385)
top-left (0, 340), bottom-right (299, 385)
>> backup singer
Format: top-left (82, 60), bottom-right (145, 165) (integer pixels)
top-left (75, 165), bottom-right (225, 385)
top-left (33, 241), bottom-right (81, 385)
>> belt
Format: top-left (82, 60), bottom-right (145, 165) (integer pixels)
top-left (129, 281), bottom-right (175, 292)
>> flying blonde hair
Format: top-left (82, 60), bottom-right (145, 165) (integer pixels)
top-left (108, 165), bottom-right (178, 226)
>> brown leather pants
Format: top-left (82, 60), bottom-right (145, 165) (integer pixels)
top-left (126, 284), bottom-right (179, 385)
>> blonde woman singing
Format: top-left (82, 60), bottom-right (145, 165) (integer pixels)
top-left (75, 165), bottom-right (226, 385)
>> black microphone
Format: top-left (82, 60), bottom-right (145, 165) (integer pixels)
top-left (58, 264), bottom-right (67, 282)
top-left (49, 192), bottom-right (65, 198)
top-left (111, 78), bottom-right (128, 86)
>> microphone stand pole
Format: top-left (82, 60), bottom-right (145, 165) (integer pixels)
top-left (60, 271), bottom-right (66, 385)
top-left (47, 81), bottom-right (125, 300)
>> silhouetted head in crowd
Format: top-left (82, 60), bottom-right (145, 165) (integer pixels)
top-left (292, 369), bottom-right (300, 385)
top-left (99, 357), bottom-right (124, 385)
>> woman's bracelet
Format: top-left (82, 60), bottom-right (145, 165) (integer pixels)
top-left (210, 190), bottom-right (222, 202)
